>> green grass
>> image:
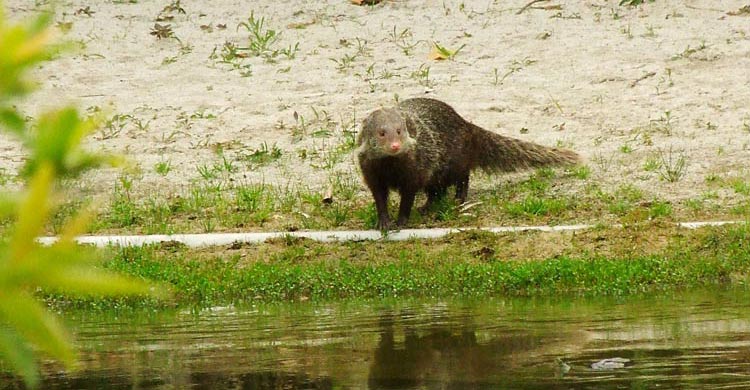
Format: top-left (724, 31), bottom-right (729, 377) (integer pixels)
top-left (505, 196), bottom-right (568, 217)
top-left (731, 179), bottom-right (750, 196)
top-left (48, 223), bottom-right (750, 308)
top-left (42, 163), bottom-right (749, 236)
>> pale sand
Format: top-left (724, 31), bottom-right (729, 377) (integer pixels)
top-left (3, 1), bottom-right (749, 205)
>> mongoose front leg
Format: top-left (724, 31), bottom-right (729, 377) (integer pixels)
top-left (371, 185), bottom-right (392, 230)
top-left (396, 188), bottom-right (417, 227)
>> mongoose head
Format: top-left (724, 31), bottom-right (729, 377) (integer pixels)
top-left (358, 107), bottom-right (416, 158)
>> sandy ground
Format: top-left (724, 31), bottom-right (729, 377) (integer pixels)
top-left (3, 0), bottom-right (750, 205)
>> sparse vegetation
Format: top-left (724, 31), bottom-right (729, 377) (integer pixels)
top-left (154, 159), bottom-right (172, 176)
top-left (237, 12), bottom-right (280, 57)
top-left (657, 147), bottom-right (688, 183)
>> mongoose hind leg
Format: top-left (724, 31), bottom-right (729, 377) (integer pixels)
top-left (454, 173), bottom-right (470, 204)
top-left (419, 186), bottom-right (447, 214)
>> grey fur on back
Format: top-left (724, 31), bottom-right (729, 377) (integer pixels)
top-left (395, 97), bottom-right (579, 177)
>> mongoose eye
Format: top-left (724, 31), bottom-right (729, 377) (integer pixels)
top-left (379, 130), bottom-right (386, 137)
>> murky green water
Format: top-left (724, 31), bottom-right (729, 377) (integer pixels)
top-left (3, 288), bottom-right (750, 389)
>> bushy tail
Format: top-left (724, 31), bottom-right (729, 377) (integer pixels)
top-left (469, 124), bottom-right (580, 172)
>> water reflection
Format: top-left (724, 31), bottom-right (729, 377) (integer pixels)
top-left (369, 312), bottom-right (544, 389)
top-left (2, 288), bottom-right (750, 389)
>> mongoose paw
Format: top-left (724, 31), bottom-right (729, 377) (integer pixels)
top-left (376, 219), bottom-right (393, 231)
top-left (417, 204), bottom-right (432, 215)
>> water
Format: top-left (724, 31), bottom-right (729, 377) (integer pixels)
top-left (3, 288), bottom-right (750, 389)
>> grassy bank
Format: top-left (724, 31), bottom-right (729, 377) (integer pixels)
top-left (49, 222), bottom-right (750, 308)
top-left (34, 165), bottom-right (749, 235)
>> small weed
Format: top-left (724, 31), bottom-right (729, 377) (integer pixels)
top-left (701, 190), bottom-right (719, 200)
top-left (642, 25), bottom-right (657, 38)
top-left (730, 179), bottom-right (750, 196)
top-left (620, 24), bottom-right (633, 39)
top-left (704, 173), bottom-right (720, 184)
top-left (107, 187), bottom-right (139, 228)
top-left (410, 64), bottom-right (434, 88)
top-left (433, 198), bottom-right (460, 222)
top-left (157, 0), bottom-right (186, 21)
top-left (214, 153), bottom-right (237, 174)
top-left (643, 155), bottom-right (661, 172)
top-left (154, 160), bottom-right (172, 176)
top-left (672, 41), bottom-right (708, 61)
top-left (496, 57), bottom-right (536, 85)
top-left (98, 113), bottom-right (131, 140)
top-left (355, 203), bottom-right (378, 228)
top-left (619, 184), bottom-right (644, 202)
top-left (243, 142), bottom-right (282, 168)
top-left (655, 68), bottom-right (673, 95)
top-left (648, 200), bottom-right (672, 219)
top-left (657, 147), bottom-right (688, 183)
top-left (505, 196), bottom-right (566, 217)
top-left (592, 153), bottom-right (614, 172)
top-left (568, 165), bottom-right (591, 180)
top-left (237, 12), bottom-right (281, 58)
top-left (323, 203), bottom-right (351, 227)
top-left (200, 215), bottom-right (215, 233)
top-left (685, 198), bottom-right (705, 213)
top-left (389, 26), bottom-right (420, 55)
top-left (619, 144), bottom-right (633, 154)
top-left (279, 42), bottom-right (300, 60)
top-left (212, 42), bottom-right (253, 76)
top-left (649, 110), bottom-right (674, 135)
top-left (517, 171), bottom-right (551, 195)
top-left (190, 109), bottom-right (217, 119)
top-left (608, 200), bottom-right (632, 216)
top-left (491, 68), bottom-right (500, 86)
top-left (331, 53), bottom-right (358, 72)
top-left (197, 164), bottom-right (217, 180)
top-left (731, 201), bottom-right (750, 216)
top-left (354, 38), bottom-right (371, 57)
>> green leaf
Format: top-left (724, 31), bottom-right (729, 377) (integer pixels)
top-left (0, 329), bottom-right (40, 388)
top-left (0, 193), bottom-right (18, 218)
top-left (48, 266), bottom-right (167, 298)
top-left (0, 108), bottom-right (25, 136)
top-left (21, 108), bottom-right (114, 178)
top-left (0, 292), bottom-right (76, 368)
top-left (9, 163), bottom-right (52, 263)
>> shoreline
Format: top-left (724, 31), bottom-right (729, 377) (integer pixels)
top-left (47, 221), bottom-right (750, 309)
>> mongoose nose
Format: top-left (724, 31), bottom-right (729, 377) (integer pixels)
top-left (390, 142), bottom-right (401, 152)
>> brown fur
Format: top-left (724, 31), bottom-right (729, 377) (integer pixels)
top-left (357, 98), bottom-right (580, 230)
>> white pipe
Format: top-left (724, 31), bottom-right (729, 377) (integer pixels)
top-left (36, 220), bottom-right (743, 248)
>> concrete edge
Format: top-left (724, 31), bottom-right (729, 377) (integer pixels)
top-left (35, 220), bottom-right (743, 248)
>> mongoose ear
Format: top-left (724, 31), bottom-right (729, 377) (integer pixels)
top-left (403, 115), bottom-right (418, 137)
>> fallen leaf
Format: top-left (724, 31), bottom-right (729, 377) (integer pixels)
top-left (428, 42), bottom-right (465, 61)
